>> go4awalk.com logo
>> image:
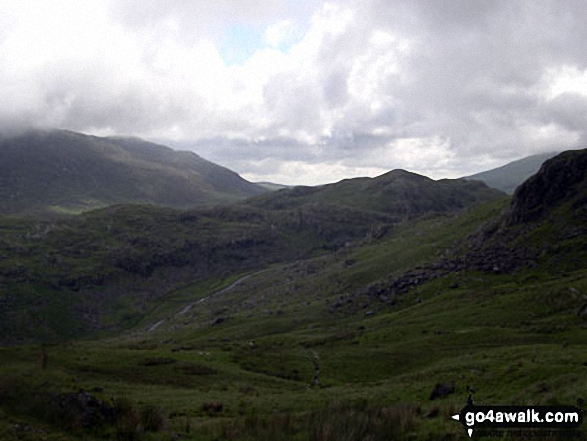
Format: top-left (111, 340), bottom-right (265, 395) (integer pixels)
top-left (451, 402), bottom-right (583, 438)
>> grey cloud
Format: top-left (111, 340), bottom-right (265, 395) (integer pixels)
top-left (350, 1), bottom-right (587, 159)
top-left (177, 136), bottom-right (319, 165)
top-left (322, 70), bottom-right (349, 108)
top-left (3, 0), bottom-right (587, 183)
top-left (263, 73), bottom-right (323, 134)
top-left (107, 0), bottom-right (587, 179)
top-left (541, 93), bottom-right (587, 132)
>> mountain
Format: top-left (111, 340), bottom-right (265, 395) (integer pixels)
top-left (248, 168), bottom-right (503, 217)
top-left (431, 148), bottom-right (587, 277)
top-left (0, 129), bottom-right (266, 214)
top-left (1, 149), bottom-right (587, 440)
top-left (462, 151), bottom-right (559, 194)
top-left (0, 168), bottom-right (505, 343)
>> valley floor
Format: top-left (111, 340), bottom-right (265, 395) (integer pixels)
top-left (2, 200), bottom-right (587, 440)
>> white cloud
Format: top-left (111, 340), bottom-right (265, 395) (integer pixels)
top-left (545, 65), bottom-right (587, 99)
top-left (241, 158), bottom-right (387, 186)
top-left (264, 20), bottom-right (300, 49)
top-left (1, 0), bottom-right (587, 184)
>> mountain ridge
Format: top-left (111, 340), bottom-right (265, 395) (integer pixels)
top-left (0, 129), bottom-right (266, 214)
top-left (248, 167), bottom-right (504, 217)
top-left (1, 148), bottom-right (587, 440)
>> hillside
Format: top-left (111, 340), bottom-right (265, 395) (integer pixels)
top-left (0, 150), bottom-right (586, 439)
top-left (0, 129), bottom-right (266, 214)
top-left (248, 169), bottom-right (503, 217)
top-left (0, 202), bottom-right (399, 343)
top-left (462, 151), bottom-right (559, 194)
top-left (0, 167), bottom-right (506, 343)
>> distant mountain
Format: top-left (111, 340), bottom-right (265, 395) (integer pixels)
top-left (462, 151), bottom-right (559, 194)
top-left (0, 129), bottom-right (266, 213)
top-left (248, 169), bottom-right (504, 217)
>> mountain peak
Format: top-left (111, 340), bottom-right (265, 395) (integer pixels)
top-left (377, 169), bottom-right (432, 180)
top-left (249, 167), bottom-right (502, 216)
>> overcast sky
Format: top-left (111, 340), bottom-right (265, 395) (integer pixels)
top-left (2, 0), bottom-right (587, 185)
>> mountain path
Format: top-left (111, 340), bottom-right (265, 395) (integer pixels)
top-left (146, 271), bottom-right (262, 332)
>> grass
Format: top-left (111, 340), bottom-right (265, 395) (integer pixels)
top-left (1, 195), bottom-right (586, 439)
top-left (1, 172), bottom-right (587, 440)
top-left (1, 266), bottom-right (587, 439)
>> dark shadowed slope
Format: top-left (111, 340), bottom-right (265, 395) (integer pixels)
top-left (462, 151), bottom-right (559, 194)
top-left (506, 148), bottom-right (587, 225)
top-left (248, 168), bottom-right (504, 217)
top-left (0, 129), bottom-right (266, 214)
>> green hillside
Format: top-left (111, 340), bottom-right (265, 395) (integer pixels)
top-left (248, 169), bottom-right (503, 217)
top-left (0, 149), bottom-right (585, 440)
top-left (0, 129), bottom-right (266, 214)
top-left (0, 202), bottom-right (401, 343)
top-left (0, 166), bottom-right (504, 343)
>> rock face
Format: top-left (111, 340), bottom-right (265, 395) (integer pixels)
top-left (507, 149), bottom-right (587, 225)
top-left (50, 390), bottom-right (115, 429)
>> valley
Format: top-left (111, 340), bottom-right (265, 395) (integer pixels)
top-left (0, 139), bottom-right (586, 440)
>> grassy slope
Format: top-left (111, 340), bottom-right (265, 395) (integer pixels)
top-left (0, 203), bottom-right (399, 343)
top-left (0, 150), bottom-right (585, 439)
top-left (248, 169), bottom-right (503, 217)
top-left (0, 166), bottom-right (503, 343)
top-left (2, 196), bottom-right (586, 440)
top-left (0, 129), bottom-right (266, 214)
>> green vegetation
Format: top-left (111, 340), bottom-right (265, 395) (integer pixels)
top-left (0, 148), bottom-right (585, 439)
top-left (248, 168), bottom-right (502, 216)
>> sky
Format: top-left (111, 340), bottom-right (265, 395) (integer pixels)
top-left (1, 0), bottom-right (587, 185)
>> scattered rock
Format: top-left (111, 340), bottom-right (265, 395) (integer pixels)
top-left (50, 389), bottom-right (115, 428)
top-left (429, 382), bottom-right (455, 400)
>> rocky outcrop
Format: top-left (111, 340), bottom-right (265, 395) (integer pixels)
top-left (507, 149), bottom-right (587, 225)
top-left (430, 382), bottom-right (456, 400)
top-left (49, 390), bottom-right (115, 429)
top-left (334, 151), bottom-right (587, 316)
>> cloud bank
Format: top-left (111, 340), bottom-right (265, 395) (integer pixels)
top-left (1, 0), bottom-right (587, 184)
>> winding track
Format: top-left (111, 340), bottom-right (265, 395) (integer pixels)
top-left (146, 272), bottom-right (259, 332)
